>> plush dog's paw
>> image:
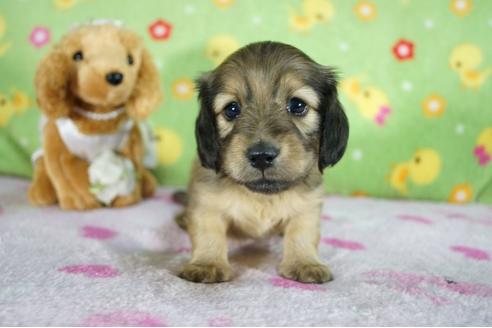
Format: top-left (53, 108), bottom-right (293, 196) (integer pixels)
top-left (175, 212), bottom-right (188, 230)
top-left (112, 193), bottom-right (141, 208)
top-left (28, 182), bottom-right (57, 206)
top-left (141, 170), bottom-right (157, 198)
top-left (59, 194), bottom-right (100, 211)
top-left (279, 263), bottom-right (333, 284)
top-left (179, 263), bottom-right (232, 283)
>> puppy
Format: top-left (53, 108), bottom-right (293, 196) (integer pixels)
top-left (28, 22), bottom-right (162, 210)
top-left (177, 41), bottom-right (349, 284)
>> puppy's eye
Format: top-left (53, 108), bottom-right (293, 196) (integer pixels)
top-left (73, 51), bottom-right (83, 61)
top-left (127, 54), bottom-right (134, 65)
top-left (223, 102), bottom-right (241, 120)
top-left (287, 97), bottom-right (308, 116)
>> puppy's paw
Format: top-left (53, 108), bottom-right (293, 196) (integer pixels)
top-left (179, 263), bottom-right (232, 283)
top-left (279, 263), bottom-right (333, 284)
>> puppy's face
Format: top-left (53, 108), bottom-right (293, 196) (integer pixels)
top-left (60, 25), bottom-right (142, 107)
top-left (196, 42), bottom-right (349, 194)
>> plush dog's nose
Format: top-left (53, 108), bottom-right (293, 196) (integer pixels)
top-left (106, 72), bottom-right (124, 86)
top-left (247, 143), bottom-right (279, 171)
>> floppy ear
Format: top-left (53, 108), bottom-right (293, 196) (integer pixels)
top-left (195, 73), bottom-right (221, 171)
top-left (126, 48), bottom-right (162, 121)
top-left (35, 49), bottom-right (72, 119)
top-left (318, 74), bottom-right (349, 171)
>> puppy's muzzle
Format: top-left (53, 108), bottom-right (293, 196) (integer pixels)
top-left (106, 71), bottom-right (124, 86)
top-left (246, 142), bottom-right (279, 171)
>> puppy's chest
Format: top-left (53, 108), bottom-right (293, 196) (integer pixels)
top-left (223, 190), bottom-right (316, 239)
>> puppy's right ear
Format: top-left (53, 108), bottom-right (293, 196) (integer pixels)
top-left (195, 72), bottom-right (221, 172)
top-left (35, 48), bottom-right (72, 119)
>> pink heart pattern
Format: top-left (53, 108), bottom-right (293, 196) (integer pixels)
top-left (397, 214), bottom-right (433, 224)
top-left (450, 245), bottom-right (490, 261)
top-left (269, 277), bottom-right (325, 291)
top-left (59, 264), bottom-right (120, 278)
top-left (82, 225), bottom-right (117, 240)
top-left (82, 311), bottom-right (166, 326)
top-left (321, 237), bottom-right (366, 250)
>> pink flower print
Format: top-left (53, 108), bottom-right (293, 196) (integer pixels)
top-left (374, 106), bottom-right (391, 126)
top-left (148, 20), bottom-right (173, 41)
top-left (29, 26), bottom-right (50, 48)
top-left (474, 145), bottom-right (490, 166)
top-left (392, 39), bottom-right (414, 61)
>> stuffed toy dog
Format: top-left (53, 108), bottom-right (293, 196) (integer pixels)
top-left (28, 21), bottom-right (162, 210)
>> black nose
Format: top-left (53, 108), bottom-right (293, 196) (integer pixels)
top-left (247, 143), bottom-right (280, 171)
top-left (106, 72), bottom-right (124, 86)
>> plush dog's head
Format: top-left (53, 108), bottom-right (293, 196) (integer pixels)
top-left (35, 22), bottom-right (161, 120)
top-left (195, 41), bottom-right (349, 194)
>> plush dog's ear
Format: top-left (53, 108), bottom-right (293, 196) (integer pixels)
top-left (195, 73), bottom-right (221, 171)
top-left (318, 71), bottom-right (349, 171)
top-left (126, 48), bottom-right (162, 121)
top-left (35, 48), bottom-right (72, 119)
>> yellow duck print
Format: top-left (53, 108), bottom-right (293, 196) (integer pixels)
top-left (449, 43), bottom-right (491, 90)
top-left (389, 149), bottom-right (442, 194)
top-left (0, 89), bottom-right (30, 127)
top-left (206, 35), bottom-right (240, 66)
top-left (155, 127), bottom-right (183, 166)
top-left (0, 15), bottom-right (12, 56)
top-left (341, 77), bottom-right (392, 126)
top-left (0, 93), bottom-right (14, 127)
top-left (289, 0), bottom-right (334, 33)
top-left (53, 0), bottom-right (78, 10)
top-left (474, 127), bottom-right (492, 166)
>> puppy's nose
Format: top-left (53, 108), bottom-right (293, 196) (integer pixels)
top-left (106, 71), bottom-right (124, 86)
top-left (247, 143), bottom-right (279, 171)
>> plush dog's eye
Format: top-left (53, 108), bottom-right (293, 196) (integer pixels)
top-left (223, 102), bottom-right (241, 120)
top-left (73, 51), bottom-right (83, 61)
top-left (127, 54), bottom-right (134, 65)
top-left (287, 97), bottom-right (308, 116)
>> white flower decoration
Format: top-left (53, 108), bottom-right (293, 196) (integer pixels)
top-left (88, 150), bottom-right (136, 205)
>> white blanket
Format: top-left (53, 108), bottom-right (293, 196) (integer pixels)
top-left (0, 176), bottom-right (491, 326)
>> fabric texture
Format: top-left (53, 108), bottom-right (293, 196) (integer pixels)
top-left (0, 0), bottom-right (492, 204)
top-left (1, 176), bottom-right (492, 326)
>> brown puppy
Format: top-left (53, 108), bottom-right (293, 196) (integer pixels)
top-left (178, 41), bottom-right (348, 284)
top-left (28, 22), bottom-right (162, 210)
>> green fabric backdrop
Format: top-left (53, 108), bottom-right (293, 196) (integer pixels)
top-left (1, 0), bottom-right (491, 204)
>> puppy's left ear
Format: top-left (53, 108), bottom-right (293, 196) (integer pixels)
top-left (122, 31), bottom-right (162, 121)
top-left (318, 70), bottom-right (349, 172)
top-left (195, 72), bottom-right (221, 172)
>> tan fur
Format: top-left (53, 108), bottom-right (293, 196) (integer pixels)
top-left (177, 42), bottom-right (349, 284)
top-left (179, 161), bottom-right (330, 283)
top-left (28, 24), bottom-right (162, 210)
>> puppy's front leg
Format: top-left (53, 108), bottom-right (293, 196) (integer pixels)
top-left (179, 210), bottom-right (231, 283)
top-left (279, 211), bottom-right (333, 284)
